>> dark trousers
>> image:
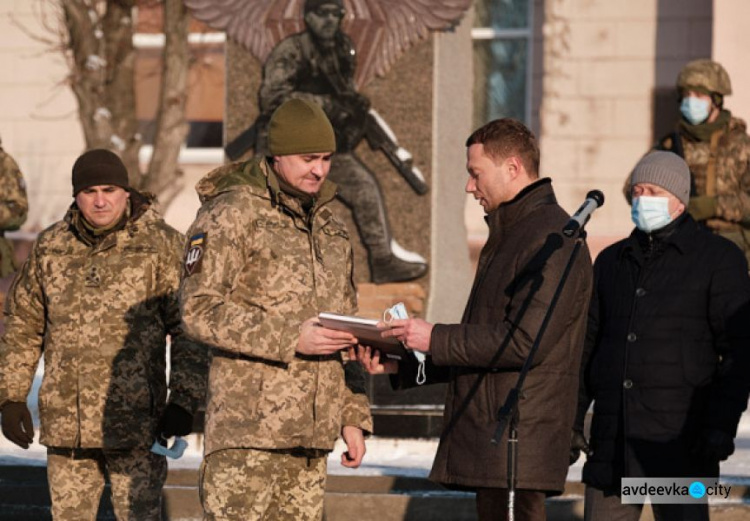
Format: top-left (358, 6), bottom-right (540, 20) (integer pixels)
top-left (584, 486), bottom-right (710, 521)
top-left (475, 488), bottom-right (547, 521)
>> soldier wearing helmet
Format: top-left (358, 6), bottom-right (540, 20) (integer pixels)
top-left (625, 59), bottom-right (750, 262)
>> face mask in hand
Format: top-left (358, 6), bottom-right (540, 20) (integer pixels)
top-left (631, 196), bottom-right (673, 233)
top-left (680, 96), bottom-right (711, 125)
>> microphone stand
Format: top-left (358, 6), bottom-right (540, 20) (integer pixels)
top-left (491, 228), bottom-right (588, 521)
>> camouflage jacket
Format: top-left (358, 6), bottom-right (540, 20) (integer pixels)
top-left (676, 116), bottom-right (750, 222)
top-left (659, 115), bottom-right (750, 257)
top-left (0, 147), bottom-right (29, 277)
top-left (0, 194), bottom-right (208, 449)
top-left (180, 157), bottom-right (372, 455)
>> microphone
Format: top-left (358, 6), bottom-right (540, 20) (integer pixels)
top-left (563, 190), bottom-right (605, 237)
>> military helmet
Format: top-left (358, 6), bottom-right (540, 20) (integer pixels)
top-left (676, 59), bottom-right (732, 96)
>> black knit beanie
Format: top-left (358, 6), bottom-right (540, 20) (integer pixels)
top-left (304, 0), bottom-right (344, 14)
top-left (72, 149), bottom-right (130, 196)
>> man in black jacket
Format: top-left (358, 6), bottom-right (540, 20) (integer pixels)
top-left (573, 151), bottom-right (750, 520)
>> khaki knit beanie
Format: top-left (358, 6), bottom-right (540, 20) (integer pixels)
top-left (72, 149), bottom-right (130, 196)
top-left (268, 99), bottom-right (336, 156)
top-left (630, 151), bottom-right (691, 206)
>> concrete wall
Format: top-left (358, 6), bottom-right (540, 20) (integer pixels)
top-left (713, 0), bottom-right (750, 120)
top-left (428, 8), bottom-right (475, 324)
top-left (539, 0), bottom-right (718, 253)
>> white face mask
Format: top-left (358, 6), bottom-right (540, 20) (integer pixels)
top-left (680, 96), bottom-right (711, 125)
top-left (631, 196), bottom-right (673, 233)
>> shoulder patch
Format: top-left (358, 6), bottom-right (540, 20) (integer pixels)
top-left (184, 232), bottom-right (206, 276)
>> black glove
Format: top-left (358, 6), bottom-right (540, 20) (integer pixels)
top-left (157, 404), bottom-right (193, 439)
top-left (1, 401), bottom-right (34, 449)
top-left (569, 429), bottom-right (592, 465)
top-left (693, 429), bottom-right (735, 463)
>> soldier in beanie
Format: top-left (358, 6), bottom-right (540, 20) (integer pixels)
top-left (181, 98), bottom-right (372, 520)
top-left (624, 59), bottom-right (750, 264)
top-left (574, 151), bottom-right (750, 520)
top-left (249, 0), bottom-right (428, 284)
top-left (0, 148), bottom-right (207, 520)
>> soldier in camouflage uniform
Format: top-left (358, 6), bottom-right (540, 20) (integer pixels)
top-left (0, 149), bottom-right (208, 521)
top-left (181, 98), bottom-right (373, 520)
top-left (255, 0), bottom-right (428, 284)
top-left (0, 138), bottom-right (29, 277)
top-left (625, 59), bottom-right (750, 262)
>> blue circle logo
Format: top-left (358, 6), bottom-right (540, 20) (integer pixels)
top-left (689, 481), bottom-right (706, 499)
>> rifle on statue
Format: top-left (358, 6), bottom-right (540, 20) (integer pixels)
top-left (225, 122), bottom-right (259, 161)
top-left (363, 109), bottom-right (428, 195)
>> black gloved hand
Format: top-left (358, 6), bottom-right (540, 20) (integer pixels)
top-left (693, 429), bottom-right (735, 463)
top-left (157, 404), bottom-right (193, 439)
top-left (569, 429), bottom-right (592, 465)
top-left (1, 401), bottom-right (34, 449)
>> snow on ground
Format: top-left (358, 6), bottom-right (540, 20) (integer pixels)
top-left (2, 365), bottom-right (750, 488)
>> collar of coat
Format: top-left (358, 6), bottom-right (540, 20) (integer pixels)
top-left (194, 156), bottom-right (339, 220)
top-left (484, 177), bottom-right (555, 234)
top-left (65, 190), bottom-right (155, 247)
top-left (679, 109), bottom-right (732, 142)
top-left (622, 214), bottom-right (698, 263)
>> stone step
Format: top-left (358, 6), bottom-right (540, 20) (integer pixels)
top-left (1, 466), bottom-right (749, 520)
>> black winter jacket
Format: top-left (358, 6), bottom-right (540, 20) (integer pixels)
top-left (577, 216), bottom-right (750, 489)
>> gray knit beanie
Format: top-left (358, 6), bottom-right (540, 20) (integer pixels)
top-left (630, 151), bottom-right (690, 206)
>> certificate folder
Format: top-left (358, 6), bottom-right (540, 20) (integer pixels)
top-left (318, 312), bottom-right (407, 357)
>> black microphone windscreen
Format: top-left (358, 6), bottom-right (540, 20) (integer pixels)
top-left (586, 190), bottom-right (605, 207)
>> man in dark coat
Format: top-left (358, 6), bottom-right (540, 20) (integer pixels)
top-left (356, 118), bottom-right (593, 521)
top-left (573, 151), bottom-right (750, 521)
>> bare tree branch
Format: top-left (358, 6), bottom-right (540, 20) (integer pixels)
top-left (145, 0), bottom-right (190, 204)
top-left (61, 0), bottom-right (106, 148)
top-left (101, 0), bottom-right (140, 186)
top-left (33, 0), bottom-right (195, 211)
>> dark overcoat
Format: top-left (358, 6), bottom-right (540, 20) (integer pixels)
top-left (401, 179), bottom-right (593, 493)
top-left (577, 216), bottom-right (750, 489)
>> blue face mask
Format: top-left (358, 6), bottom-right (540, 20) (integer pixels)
top-left (631, 196), bottom-right (673, 233)
top-left (680, 96), bottom-right (711, 125)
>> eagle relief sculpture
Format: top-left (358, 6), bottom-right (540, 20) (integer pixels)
top-left (184, 0), bottom-right (472, 284)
